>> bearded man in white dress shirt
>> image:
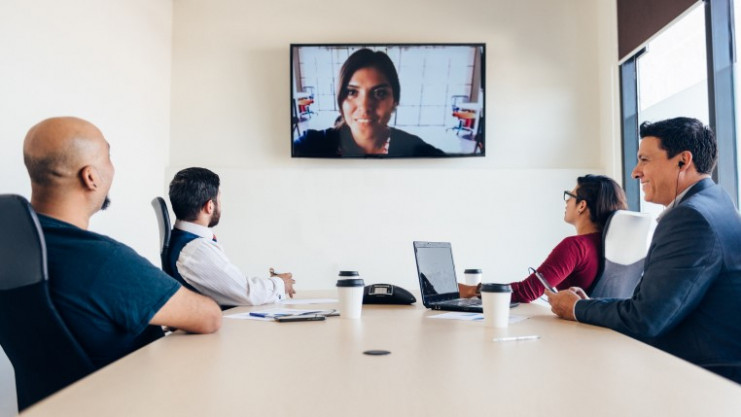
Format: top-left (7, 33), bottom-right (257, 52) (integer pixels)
top-left (166, 167), bottom-right (296, 307)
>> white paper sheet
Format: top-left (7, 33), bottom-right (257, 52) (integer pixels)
top-left (428, 312), bottom-right (528, 324)
top-left (277, 298), bottom-right (338, 305)
top-left (225, 312), bottom-right (273, 321)
top-left (225, 307), bottom-right (337, 321)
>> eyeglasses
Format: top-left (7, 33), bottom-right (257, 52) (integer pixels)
top-left (563, 191), bottom-right (578, 202)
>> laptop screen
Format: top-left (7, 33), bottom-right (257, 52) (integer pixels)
top-left (413, 242), bottom-right (460, 302)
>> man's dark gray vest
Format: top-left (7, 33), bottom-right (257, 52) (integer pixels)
top-left (165, 228), bottom-right (201, 294)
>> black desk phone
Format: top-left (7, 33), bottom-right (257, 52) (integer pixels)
top-left (363, 283), bottom-right (416, 305)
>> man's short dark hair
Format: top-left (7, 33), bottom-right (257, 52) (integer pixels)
top-left (169, 167), bottom-right (220, 221)
top-left (639, 117), bottom-right (717, 174)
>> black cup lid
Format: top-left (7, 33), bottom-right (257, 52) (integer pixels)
top-left (336, 278), bottom-right (364, 287)
top-left (480, 283), bottom-right (512, 293)
top-left (338, 271), bottom-right (359, 277)
top-left (464, 269), bottom-right (482, 274)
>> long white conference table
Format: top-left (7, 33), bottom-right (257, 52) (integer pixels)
top-left (21, 291), bottom-right (741, 416)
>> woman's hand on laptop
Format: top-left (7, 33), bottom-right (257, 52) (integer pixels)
top-left (458, 283), bottom-right (480, 298)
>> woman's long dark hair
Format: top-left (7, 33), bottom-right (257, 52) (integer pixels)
top-left (575, 175), bottom-right (628, 230)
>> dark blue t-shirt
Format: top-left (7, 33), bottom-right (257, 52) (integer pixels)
top-left (38, 214), bottom-right (181, 368)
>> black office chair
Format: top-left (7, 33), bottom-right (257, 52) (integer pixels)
top-left (151, 197), bottom-right (173, 275)
top-left (588, 210), bottom-right (654, 298)
top-left (0, 194), bottom-right (95, 411)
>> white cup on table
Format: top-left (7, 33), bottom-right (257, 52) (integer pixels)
top-left (480, 283), bottom-right (512, 328)
top-left (464, 268), bottom-right (483, 286)
top-left (336, 271), bottom-right (364, 319)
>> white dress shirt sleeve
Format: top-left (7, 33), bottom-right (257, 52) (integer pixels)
top-left (175, 237), bottom-right (285, 306)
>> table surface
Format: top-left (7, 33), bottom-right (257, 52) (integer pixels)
top-left (21, 291), bottom-right (741, 416)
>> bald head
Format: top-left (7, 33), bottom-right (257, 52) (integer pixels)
top-left (23, 117), bottom-right (108, 186)
top-left (23, 117), bottom-right (114, 227)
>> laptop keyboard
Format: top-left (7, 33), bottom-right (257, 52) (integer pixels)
top-left (443, 298), bottom-right (482, 307)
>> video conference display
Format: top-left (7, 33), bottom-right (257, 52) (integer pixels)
top-left (291, 44), bottom-right (486, 158)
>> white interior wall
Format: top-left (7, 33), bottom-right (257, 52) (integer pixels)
top-left (169, 0), bottom-right (615, 290)
top-left (0, 0), bottom-right (173, 265)
top-left (597, 1), bottom-right (623, 180)
top-left (0, 1), bottom-right (173, 415)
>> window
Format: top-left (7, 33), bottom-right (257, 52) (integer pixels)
top-left (620, 0), bottom-right (738, 212)
top-left (635, 5), bottom-right (709, 216)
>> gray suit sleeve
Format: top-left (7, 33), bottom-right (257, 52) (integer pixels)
top-left (575, 205), bottom-right (722, 339)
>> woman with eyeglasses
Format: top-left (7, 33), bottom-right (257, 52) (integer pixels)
top-left (459, 174), bottom-right (628, 303)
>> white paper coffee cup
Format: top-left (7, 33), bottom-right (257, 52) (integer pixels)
top-left (481, 283), bottom-right (512, 328)
top-left (336, 271), bottom-right (364, 319)
top-left (464, 269), bottom-right (483, 286)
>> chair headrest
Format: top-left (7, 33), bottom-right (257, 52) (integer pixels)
top-left (0, 194), bottom-right (48, 289)
top-left (603, 210), bottom-right (655, 265)
top-left (151, 197), bottom-right (172, 253)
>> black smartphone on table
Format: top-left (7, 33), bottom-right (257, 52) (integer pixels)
top-left (274, 314), bottom-right (326, 323)
top-left (529, 267), bottom-right (557, 293)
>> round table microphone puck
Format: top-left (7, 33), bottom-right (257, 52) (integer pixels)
top-left (363, 350), bottom-right (391, 356)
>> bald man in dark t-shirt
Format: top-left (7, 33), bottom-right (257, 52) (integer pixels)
top-left (22, 116), bottom-right (221, 368)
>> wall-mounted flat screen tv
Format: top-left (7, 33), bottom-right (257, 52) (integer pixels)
top-left (291, 43), bottom-right (485, 158)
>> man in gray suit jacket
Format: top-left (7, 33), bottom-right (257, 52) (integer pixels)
top-left (548, 117), bottom-right (741, 383)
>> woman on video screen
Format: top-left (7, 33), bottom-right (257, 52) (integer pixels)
top-left (293, 48), bottom-right (445, 157)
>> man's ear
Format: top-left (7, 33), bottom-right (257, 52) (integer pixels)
top-left (79, 166), bottom-right (98, 191)
top-left (202, 199), bottom-right (214, 215)
top-left (678, 151), bottom-right (693, 169)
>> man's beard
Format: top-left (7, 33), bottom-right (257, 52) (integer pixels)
top-left (101, 196), bottom-right (111, 210)
top-left (208, 207), bottom-right (220, 227)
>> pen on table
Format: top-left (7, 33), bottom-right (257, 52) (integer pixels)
top-left (249, 312), bottom-right (277, 318)
top-left (492, 335), bottom-right (541, 343)
top-left (294, 310), bottom-right (339, 317)
top-left (295, 310), bottom-right (323, 316)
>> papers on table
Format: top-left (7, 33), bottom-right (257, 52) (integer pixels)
top-left (428, 312), bottom-right (483, 321)
top-left (226, 307), bottom-right (338, 321)
top-left (508, 315), bottom-right (528, 324)
top-left (278, 298), bottom-right (338, 305)
top-left (226, 312), bottom-right (273, 321)
top-left (428, 312), bottom-right (529, 324)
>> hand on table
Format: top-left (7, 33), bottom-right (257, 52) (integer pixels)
top-left (270, 267), bottom-right (296, 298)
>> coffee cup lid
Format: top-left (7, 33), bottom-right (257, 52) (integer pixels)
top-left (336, 278), bottom-right (365, 287)
top-left (480, 283), bottom-right (512, 293)
top-left (338, 271), bottom-right (359, 277)
top-left (464, 269), bottom-right (482, 274)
